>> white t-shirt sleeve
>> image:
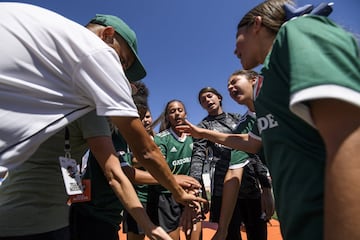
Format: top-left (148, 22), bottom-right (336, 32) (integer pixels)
top-left (72, 48), bottom-right (139, 118)
top-left (290, 85), bottom-right (360, 128)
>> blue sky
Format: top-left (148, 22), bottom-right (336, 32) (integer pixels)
top-left (4, 0), bottom-right (359, 131)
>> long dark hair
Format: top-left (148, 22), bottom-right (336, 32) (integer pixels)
top-left (238, 0), bottom-right (294, 34)
top-left (152, 99), bottom-right (186, 132)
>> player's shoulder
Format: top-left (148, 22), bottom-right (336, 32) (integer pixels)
top-left (155, 129), bottom-right (171, 139)
top-left (226, 112), bottom-right (242, 120)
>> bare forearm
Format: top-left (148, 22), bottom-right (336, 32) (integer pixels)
top-left (199, 128), bottom-right (258, 153)
top-left (132, 146), bottom-right (184, 198)
top-left (107, 166), bottom-right (154, 225)
top-left (85, 136), bottom-right (157, 234)
top-left (324, 127), bottom-right (360, 239)
top-left (310, 99), bottom-right (360, 239)
top-left (178, 120), bottom-right (261, 153)
top-left (113, 117), bottom-right (185, 200)
top-left (122, 166), bottom-right (158, 185)
top-left (106, 163), bottom-right (172, 239)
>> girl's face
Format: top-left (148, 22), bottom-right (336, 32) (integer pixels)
top-left (199, 92), bottom-right (222, 115)
top-left (234, 26), bottom-right (260, 70)
top-left (227, 74), bottom-right (255, 106)
top-left (141, 110), bottom-right (153, 133)
top-left (166, 101), bottom-right (186, 128)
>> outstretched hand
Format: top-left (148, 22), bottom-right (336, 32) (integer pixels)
top-left (173, 188), bottom-right (207, 208)
top-left (175, 119), bottom-right (203, 139)
top-left (179, 201), bottom-right (204, 236)
top-left (146, 225), bottom-right (173, 240)
top-left (174, 174), bottom-right (201, 190)
top-left (261, 188), bottom-right (275, 221)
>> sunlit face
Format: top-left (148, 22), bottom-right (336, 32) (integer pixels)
top-left (199, 92), bottom-right (221, 115)
top-left (141, 110), bottom-right (153, 133)
top-left (234, 27), bottom-right (258, 70)
top-left (166, 101), bottom-right (186, 128)
top-left (227, 74), bottom-right (254, 106)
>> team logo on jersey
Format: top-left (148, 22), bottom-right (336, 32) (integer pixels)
top-left (170, 146), bottom-right (178, 152)
top-left (189, 143), bottom-right (193, 150)
top-left (172, 157), bottom-right (191, 166)
top-left (257, 113), bottom-right (279, 134)
top-left (253, 75), bottom-right (264, 100)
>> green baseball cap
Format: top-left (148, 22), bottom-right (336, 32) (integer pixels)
top-left (89, 14), bottom-right (146, 82)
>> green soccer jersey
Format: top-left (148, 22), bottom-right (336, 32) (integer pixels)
top-left (121, 152), bottom-right (149, 203)
top-left (253, 15), bottom-right (360, 240)
top-left (153, 128), bottom-right (193, 194)
top-left (229, 110), bottom-right (257, 168)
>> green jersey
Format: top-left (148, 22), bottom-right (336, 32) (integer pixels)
top-left (253, 15), bottom-right (360, 240)
top-left (153, 129), bottom-right (193, 194)
top-left (121, 152), bottom-right (149, 203)
top-left (229, 110), bottom-right (257, 168)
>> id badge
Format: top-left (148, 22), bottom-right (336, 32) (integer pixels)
top-left (202, 172), bottom-right (211, 200)
top-left (68, 179), bottom-right (91, 204)
top-left (59, 156), bottom-right (83, 195)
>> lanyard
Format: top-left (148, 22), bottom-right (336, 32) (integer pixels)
top-left (64, 127), bottom-right (71, 158)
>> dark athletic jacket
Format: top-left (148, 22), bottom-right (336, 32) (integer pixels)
top-left (190, 112), bottom-right (241, 197)
top-left (190, 112), bottom-right (272, 199)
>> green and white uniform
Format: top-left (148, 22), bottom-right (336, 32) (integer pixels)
top-left (147, 128), bottom-right (193, 232)
top-left (229, 110), bottom-right (257, 169)
top-left (153, 129), bottom-right (193, 194)
top-left (253, 15), bottom-right (360, 240)
top-left (121, 151), bottom-right (149, 235)
top-left (121, 152), bottom-right (149, 204)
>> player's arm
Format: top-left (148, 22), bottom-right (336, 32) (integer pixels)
top-left (111, 116), bottom-right (205, 205)
top-left (310, 99), bottom-right (360, 240)
top-left (177, 119), bottom-right (262, 153)
top-left (86, 136), bottom-right (171, 240)
top-left (122, 165), bottom-right (201, 189)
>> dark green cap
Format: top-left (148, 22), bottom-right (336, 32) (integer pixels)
top-left (90, 14), bottom-right (146, 82)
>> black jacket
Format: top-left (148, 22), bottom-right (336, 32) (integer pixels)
top-left (190, 112), bottom-right (272, 199)
top-left (190, 112), bottom-right (241, 197)
top-left (239, 155), bottom-right (271, 199)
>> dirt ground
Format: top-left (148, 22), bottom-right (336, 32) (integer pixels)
top-left (118, 217), bottom-right (283, 240)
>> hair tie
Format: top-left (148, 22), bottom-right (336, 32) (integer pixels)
top-left (284, 2), bottom-right (334, 21)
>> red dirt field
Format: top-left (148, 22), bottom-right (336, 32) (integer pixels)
top-left (118, 217), bottom-right (283, 240)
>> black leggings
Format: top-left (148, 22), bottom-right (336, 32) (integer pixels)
top-left (210, 196), bottom-right (267, 240)
top-left (238, 198), bottom-right (267, 240)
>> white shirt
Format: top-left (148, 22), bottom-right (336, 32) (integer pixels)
top-left (0, 3), bottom-right (139, 169)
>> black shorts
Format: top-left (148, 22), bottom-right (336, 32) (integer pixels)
top-left (122, 202), bottom-right (147, 235)
top-left (147, 192), bottom-right (181, 233)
